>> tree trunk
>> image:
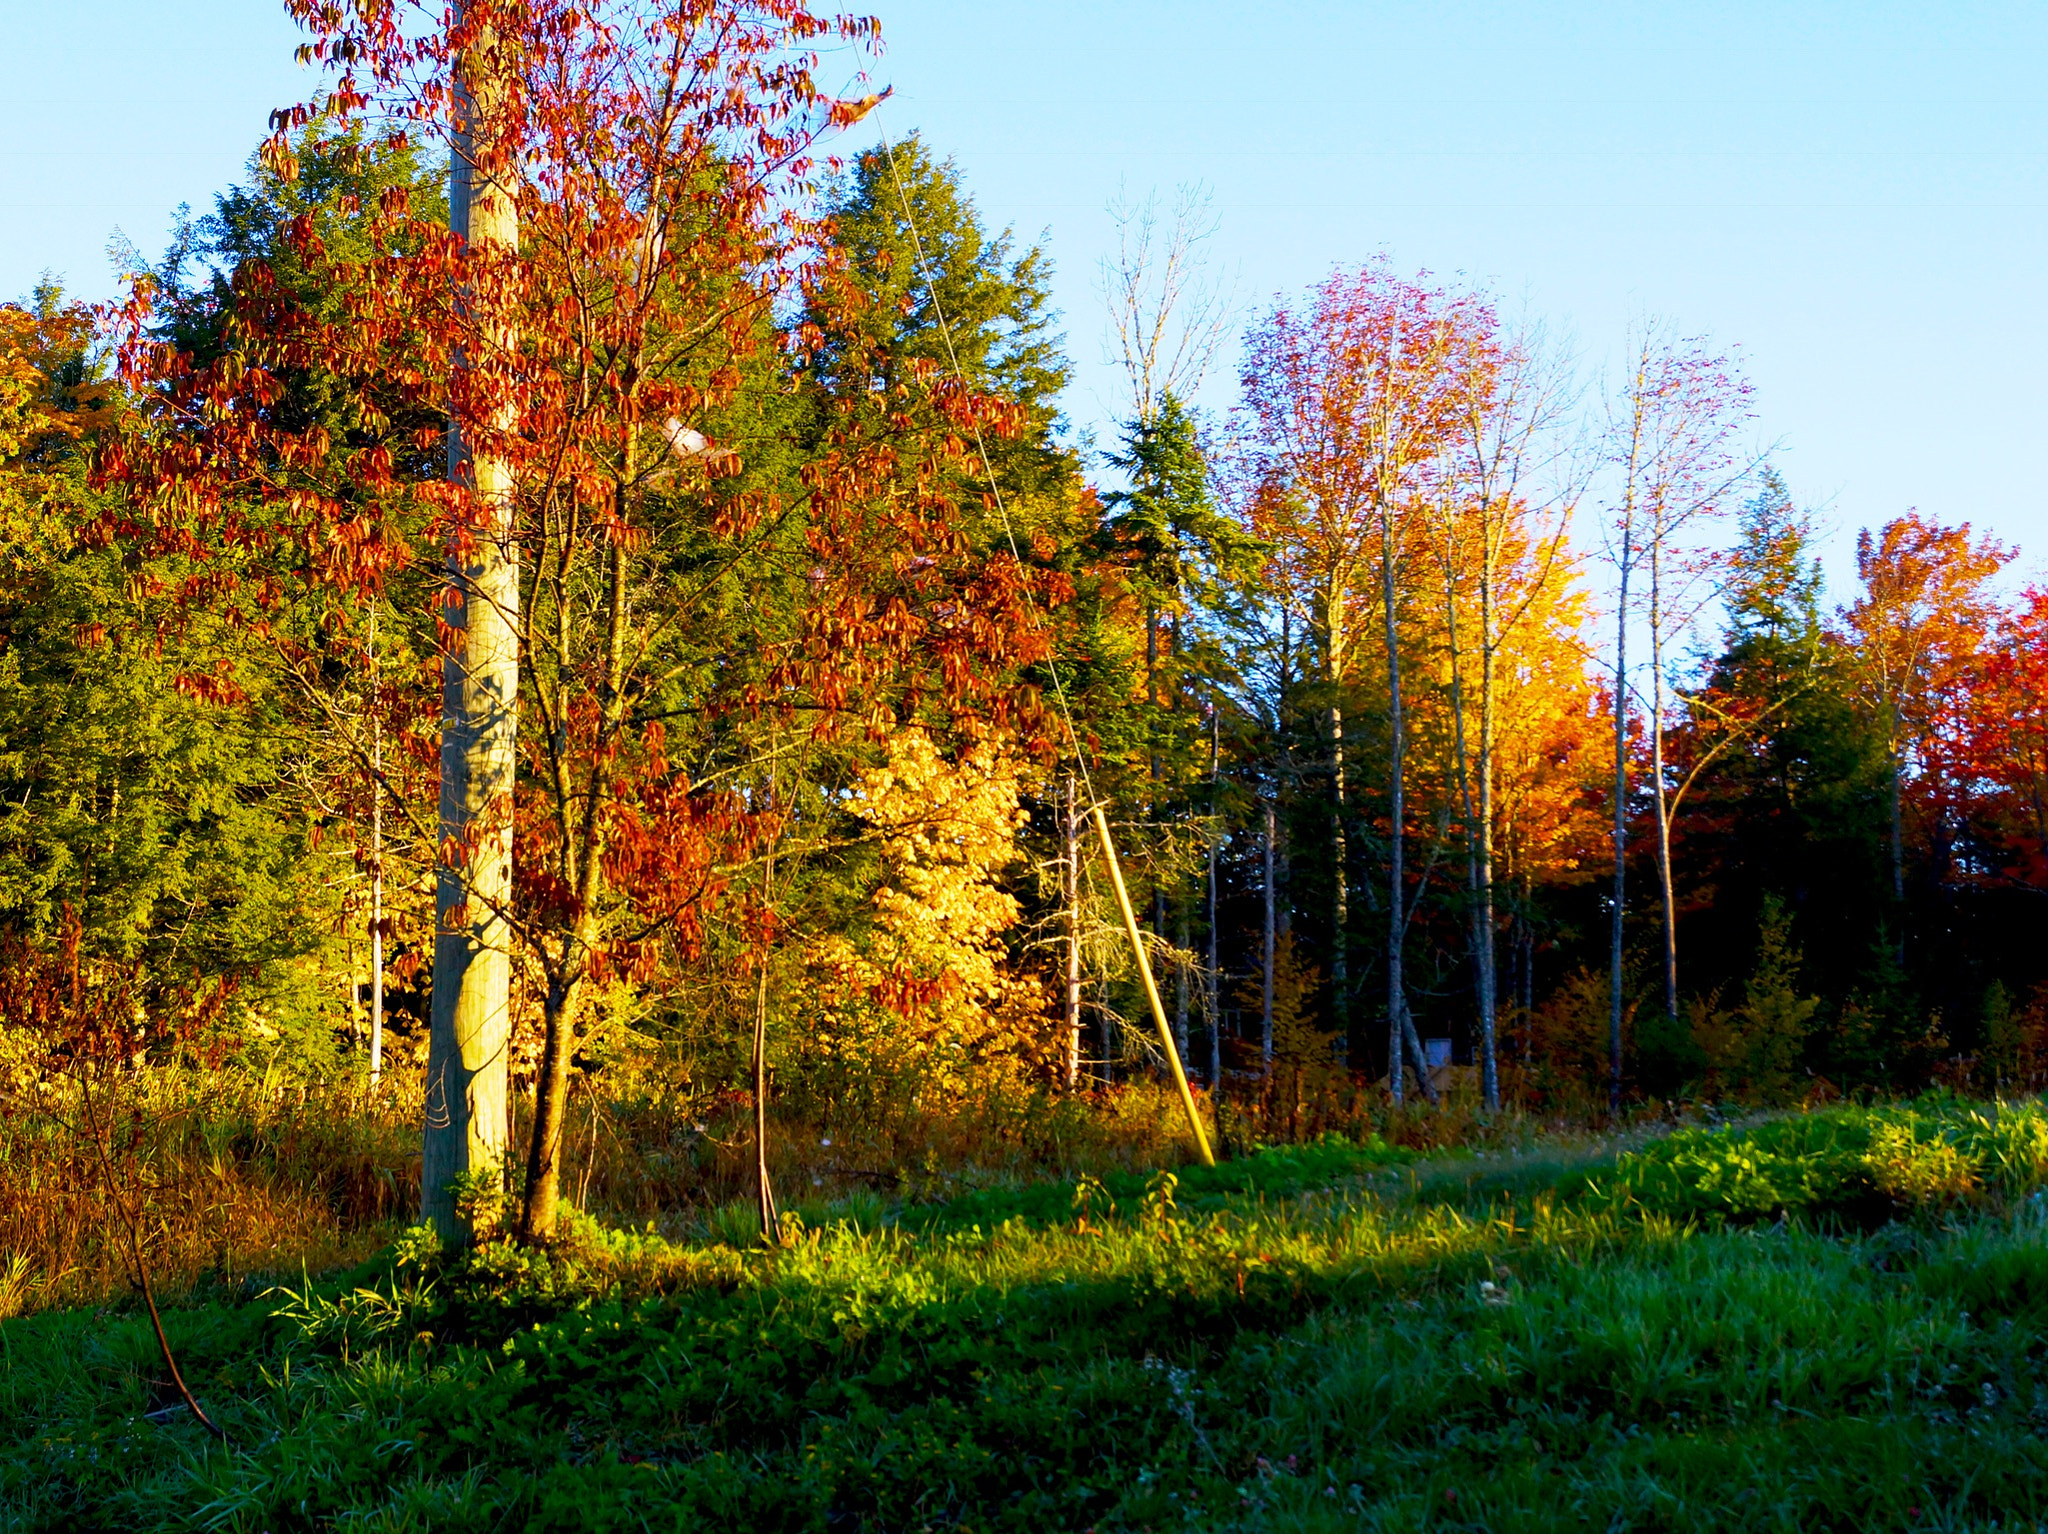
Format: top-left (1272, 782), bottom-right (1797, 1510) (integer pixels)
top-left (1063, 775), bottom-right (1082, 1090)
top-left (1520, 868), bottom-right (1535, 1034)
top-left (1325, 581), bottom-right (1351, 1072)
top-left (1330, 704), bottom-right (1351, 1054)
top-left (1382, 525), bottom-right (1410, 1106)
top-left (1445, 539), bottom-right (1500, 1111)
top-left (1206, 710), bottom-right (1221, 1089)
top-left (1889, 746), bottom-right (1906, 962)
top-left (521, 523), bottom-right (630, 1241)
top-left (520, 962), bottom-right (585, 1240)
top-left (1650, 537), bottom-right (1679, 1024)
top-left (1608, 555), bottom-right (1630, 1115)
top-left (1174, 907), bottom-right (1190, 1065)
top-left (1206, 838), bottom-right (1220, 1089)
top-left (752, 950), bottom-right (779, 1242)
top-left (1400, 995), bottom-right (1437, 1104)
top-left (1476, 560), bottom-right (1500, 1111)
top-left (1277, 605), bottom-right (1294, 953)
top-left (1261, 799), bottom-right (1276, 1075)
top-left (423, 10), bottom-right (519, 1243)
top-left (368, 609), bottom-right (385, 1093)
top-left (753, 837), bottom-right (780, 1239)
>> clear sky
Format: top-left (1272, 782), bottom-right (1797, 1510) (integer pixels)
top-left (5, 0), bottom-right (2043, 591)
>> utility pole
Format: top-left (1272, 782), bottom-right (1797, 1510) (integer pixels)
top-left (423, 0), bottom-right (520, 1241)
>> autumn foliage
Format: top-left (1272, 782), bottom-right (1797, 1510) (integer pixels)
top-left (0, 1), bottom-right (2041, 1286)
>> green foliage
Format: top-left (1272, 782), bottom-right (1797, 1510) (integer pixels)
top-left (1983, 978), bottom-right (2021, 1086)
top-left (1690, 895), bottom-right (1819, 1097)
top-left (1725, 467), bottom-right (1825, 647)
top-left (818, 131), bottom-right (1073, 509)
top-left (1681, 473), bottom-right (1897, 1040)
top-left (1584, 1098), bottom-right (2048, 1223)
top-left (0, 534), bottom-right (332, 976)
top-left (0, 299), bottom-right (340, 989)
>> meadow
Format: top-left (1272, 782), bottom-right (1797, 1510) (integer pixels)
top-left (7, 1094), bottom-right (2048, 1532)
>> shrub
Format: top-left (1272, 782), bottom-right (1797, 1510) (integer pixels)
top-left (1588, 1099), bottom-right (2048, 1223)
top-left (1861, 1122), bottom-right (1980, 1205)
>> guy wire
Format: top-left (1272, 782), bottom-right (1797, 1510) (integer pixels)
top-left (877, 131), bottom-right (1101, 816)
top-left (875, 130), bottom-right (1217, 1151)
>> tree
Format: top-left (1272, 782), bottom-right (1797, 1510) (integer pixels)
top-left (1430, 322), bottom-right (1578, 1108)
top-left (0, 292), bottom-right (338, 1004)
top-left (1239, 262), bottom-right (1484, 1096)
top-left (818, 132), bottom-right (1073, 513)
top-left (1597, 327), bottom-right (1756, 1108)
top-left (1675, 480), bottom-right (1890, 1076)
top-left (813, 131), bottom-right (1113, 1091)
top-left (1842, 513), bottom-right (2013, 957)
top-left (426, 0), bottom-right (522, 1243)
top-left (1100, 181), bottom-right (1233, 431)
top-left (804, 729), bottom-right (1043, 1110)
top-left (1096, 180), bottom-right (1238, 1083)
top-left (105, 0), bottom-right (1059, 1246)
top-left (1952, 587), bottom-right (2048, 890)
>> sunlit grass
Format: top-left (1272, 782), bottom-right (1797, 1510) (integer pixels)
top-left (8, 1115), bottom-right (2048, 1530)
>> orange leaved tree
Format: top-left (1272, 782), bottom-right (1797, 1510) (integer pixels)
top-left (1239, 262), bottom-right (1490, 1097)
top-left (1842, 513), bottom-right (2013, 958)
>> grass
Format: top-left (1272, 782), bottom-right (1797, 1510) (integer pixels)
top-left (7, 1107), bottom-right (2048, 1530)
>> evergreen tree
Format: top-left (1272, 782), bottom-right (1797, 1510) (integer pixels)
top-left (817, 132), bottom-right (1074, 511)
top-left (0, 291), bottom-right (341, 1014)
top-left (1725, 469), bottom-right (1825, 647)
top-left (1677, 472), bottom-right (1891, 1068)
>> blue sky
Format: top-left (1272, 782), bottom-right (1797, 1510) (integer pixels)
top-left (5, 0), bottom-right (2042, 591)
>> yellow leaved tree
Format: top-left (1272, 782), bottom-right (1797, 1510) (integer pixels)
top-left (804, 731), bottom-right (1048, 1113)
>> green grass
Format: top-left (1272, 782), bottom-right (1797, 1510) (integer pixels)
top-left (7, 1112), bottom-right (2048, 1531)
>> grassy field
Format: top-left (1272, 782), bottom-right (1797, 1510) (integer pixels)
top-left (7, 1104), bottom-right (2048, 1531)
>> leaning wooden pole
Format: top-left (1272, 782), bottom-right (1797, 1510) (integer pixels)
top-left (1090, 804), bottom-right (1215, 1167)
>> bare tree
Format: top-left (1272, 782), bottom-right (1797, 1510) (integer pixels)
top-left (1434, 322), bottom-right (1581, 1111)
top-left (1102, 179), bottom-right (1237, 1095)
top-left (1102, 182), bottom-right (1236, 426)
top-left (1599, 323), bottom-right (1757, 1109)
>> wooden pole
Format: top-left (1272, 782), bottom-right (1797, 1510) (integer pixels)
top-left (424, 0), bottom-right (518, 1241)
top-left (1090, 804), bottom-right (1215, 1166)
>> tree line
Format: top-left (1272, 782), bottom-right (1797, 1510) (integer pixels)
top-left (0, 0), bottom-right (2041, 1243)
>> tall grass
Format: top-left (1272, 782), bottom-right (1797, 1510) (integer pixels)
top-left (9, 1128), bottom-right (2048, 1530)
top-left (0, 1048), bottom-right (1252, 1316)
top-left (0, 1065), bottom-right (418, 1316)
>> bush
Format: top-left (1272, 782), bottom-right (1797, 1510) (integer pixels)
top-left (1862, 1121), bottom-right (1979, 1205)
top-left (1584, 1099), bottom-right (2048, 1223)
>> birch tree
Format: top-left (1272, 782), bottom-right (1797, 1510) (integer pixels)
top-left (1599, 325), bottom-right (1756, 1107)
top-left (1433, 324), bottom-right (1578, 1109)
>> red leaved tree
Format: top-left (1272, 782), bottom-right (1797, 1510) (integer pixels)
top-left (1953, 587), bottom-right (2048, 889)
top-left (100, 0), bottom-right (1058, 1243)
top-left (1842, 513), bottom-right (2013, 953)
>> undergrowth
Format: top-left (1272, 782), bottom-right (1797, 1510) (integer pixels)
top-left (0, 1048), bottom-right (1600, 1319)
top-left (8, 1106), bottom-right (2048, 1530)
top-left (1579, 1095), bottom-right (2048, 1223)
